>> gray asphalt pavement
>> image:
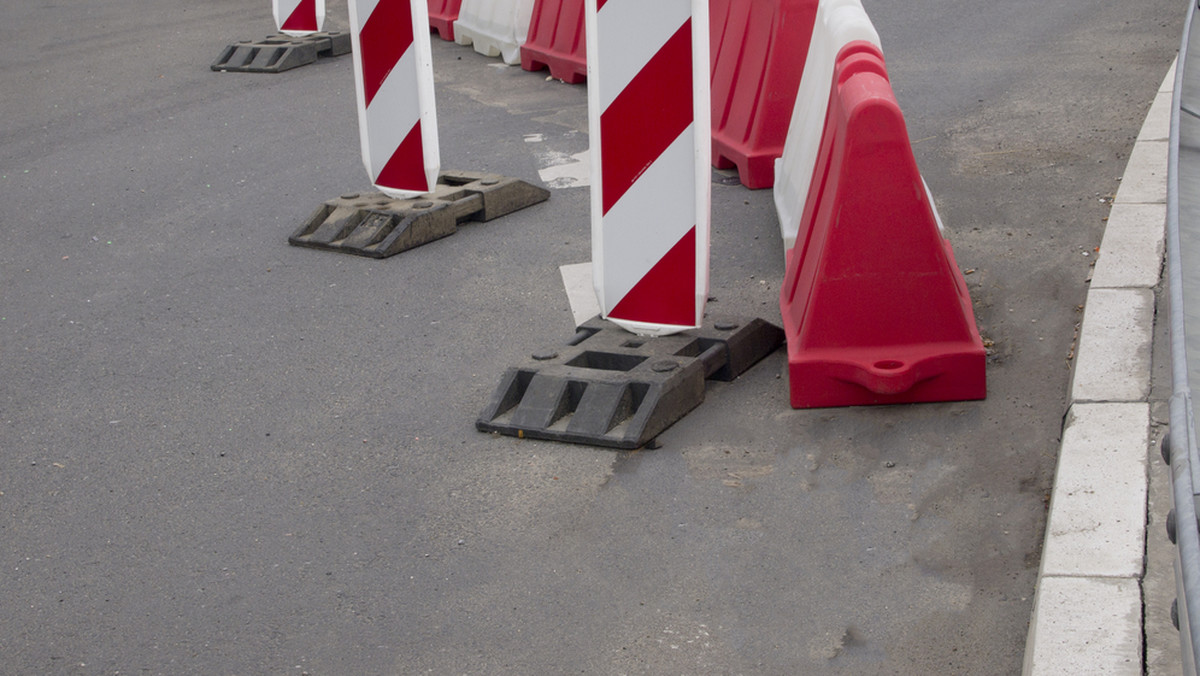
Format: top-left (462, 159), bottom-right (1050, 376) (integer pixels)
top-left (0, 0), bottom-right (1185, 674)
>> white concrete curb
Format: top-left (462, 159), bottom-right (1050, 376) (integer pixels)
top-left (1023, 62), bottom-right (1174, 675)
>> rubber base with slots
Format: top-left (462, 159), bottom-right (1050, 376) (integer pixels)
top-left (477, 316), bottom-right (784, 449)
top-left (288, 171), bottom-right (550, 259)
top-left (211, 32), bottom-right (351, 73)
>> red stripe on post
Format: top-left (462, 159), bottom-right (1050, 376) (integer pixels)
top-left (599, 20), bottom-right (693, 215)
top-left (609, 226), bottom-right (697, 326)
top-left (282, 0), bottom-right (319, 32)
top-left (376, 121), bottom-right (429, 193)
top-left (360, 1), bottom-right (415, 107)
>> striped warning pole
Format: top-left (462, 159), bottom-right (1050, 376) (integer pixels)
top-left (274, 0), bottom-right (326, 36)
top-left (585, 0), bottom-right (711, 337)
top-left (347, 0), bottom-right (441, 198)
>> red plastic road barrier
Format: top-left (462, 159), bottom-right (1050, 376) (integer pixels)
top-left (710, 0), bottom-right (816, 190)
top-left (780, 42), bottom-right (985, 408)
top-left (428, 0), bottom-right (462, 40)
top-left (275, 0), bottom-right (325, 36)
top-left (521, 0), bottom-right (587, 83)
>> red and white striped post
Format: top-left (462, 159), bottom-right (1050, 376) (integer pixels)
top-left (274, 0), bottom-right (326, 36)
top-left (585, 0), bottom-right (711, 337)
top-left (348, 0), bottom-right (441, 198)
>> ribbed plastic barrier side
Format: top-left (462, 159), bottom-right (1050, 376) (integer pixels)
top-left (428, 0), bottom-right (463, 40)
top-left (520, 0), bottom-right (586, 83)
top-left (709, 0), bottom-right (816, 190)
top-left (454, 0), bottom-right (536, 65)
top-left (772, 0), bottom-right (879, 250)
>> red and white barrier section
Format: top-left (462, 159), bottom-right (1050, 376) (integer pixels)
top-left (348, 0), bottom-right (441, 198)
top-left (774, 0), bottom-right (879, 250)
top-left (427, 0), bottom-right (463, 40)
top-left (586, 0), bottom-right (711, 337)
top-left (774, 0), bottom-right (985, 408)
top-left (455, 0), bottom-right (537, 65)
top-left (709, 0), bottom-right (816, 190)
top-left (274, 0), bottom-right (325, 36)
top-left (521, 0), bottom-right (587, 83)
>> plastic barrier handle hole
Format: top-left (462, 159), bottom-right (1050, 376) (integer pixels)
top-left (874, 360), bottom-right (905, 371)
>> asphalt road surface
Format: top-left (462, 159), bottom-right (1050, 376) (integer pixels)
top-left (0, 0), bottom-right (1184, 673)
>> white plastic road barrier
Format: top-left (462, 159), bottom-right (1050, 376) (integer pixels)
top-left (586, 0), bottom-right (711, 337)
top-left (347, 0), bottom-right (441, 198)
top-left (274, 0), bottom-right (326, 36)
top-left (772, 0), bottom-right (879, 251)
top-left (454, 0), bottom-right (536, 65)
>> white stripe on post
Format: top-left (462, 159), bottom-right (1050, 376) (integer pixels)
top-left (586, 0), bottom-right (711, 337)
top-left (348, 0), bottom-right (441, 198)
top-left (274, 0), bottom-right (326, 36)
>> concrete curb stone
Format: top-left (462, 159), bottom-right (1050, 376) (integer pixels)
top-left (1023, 62), bottom-right (1174, 675)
